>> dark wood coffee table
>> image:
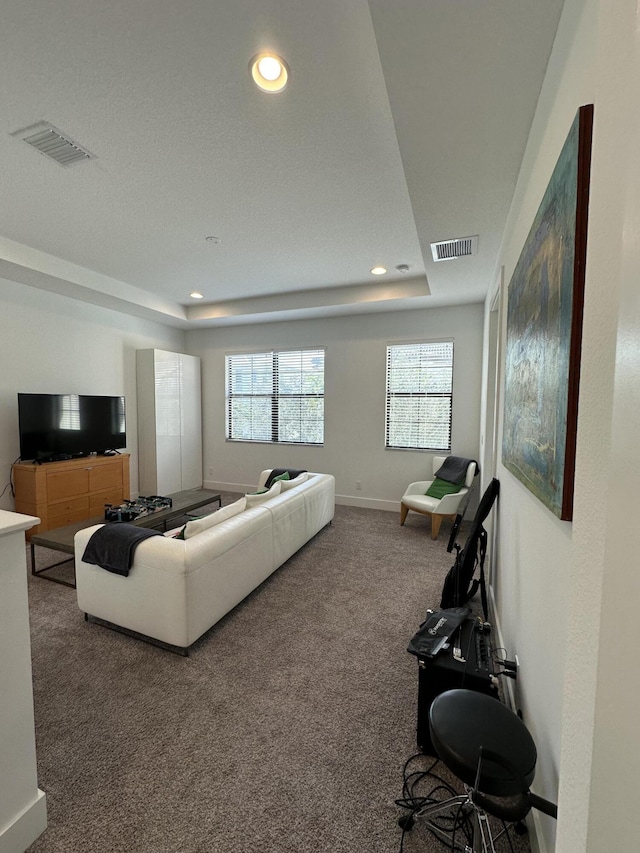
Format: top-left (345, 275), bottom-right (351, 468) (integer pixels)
top-left (29, 488), bottom-right (222, 588)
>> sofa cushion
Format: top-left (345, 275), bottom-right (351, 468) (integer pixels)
top-left (183, 497), bottom-right (247, 539)
top-left (245, 481), bottom-right (282, 507)
top-left (280, 472), bottom-right (309, 491)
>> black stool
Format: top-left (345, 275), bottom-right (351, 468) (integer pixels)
top-left (404, 689), bottom-right (557, 851)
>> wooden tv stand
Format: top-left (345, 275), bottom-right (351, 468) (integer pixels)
top-left (13, 454), bottom-right (130, 539)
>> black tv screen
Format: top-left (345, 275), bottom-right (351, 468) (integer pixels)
top-left (18, 393), bottom-right (126, 461)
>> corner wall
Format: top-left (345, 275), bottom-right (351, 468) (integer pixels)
top-left (187, 305), bottom-right (483, 507)
top-left (487, 0), bottom-right (640, 850)
top-left (0, 280), bottom-right (186, 508)
top-left (557, 0), bottom-right (640, 850)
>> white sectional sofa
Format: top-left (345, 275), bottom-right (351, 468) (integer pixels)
top-left (74, 470), bottom-right (335, 653)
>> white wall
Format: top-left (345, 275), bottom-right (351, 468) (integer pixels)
top-left (0, 279), bottom-right (186, 508)
top-left (487, 0), bottom-right (640, 851)
top-left (559, 1), bottom-right (640, 850)
top-left (489, 2), bottom-right (598, 845)
top-left (187, 304), bottom-right (484, 508)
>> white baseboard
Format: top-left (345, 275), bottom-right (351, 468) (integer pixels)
top-left (204, 481), bottom-right (400, 513)
top-left (0, 789), bottom-right (47, 853)
top-left (334, 494), bottom-right (399, 512)
top-left (528, 810), bottom-right (550, 853)
top-left (488, 585), bottom-right (547, 853)
top-left (488, 584), bottom-right (517, 712)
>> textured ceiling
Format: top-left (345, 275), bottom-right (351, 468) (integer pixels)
top-left (0, 0), bottom-right (564, 328)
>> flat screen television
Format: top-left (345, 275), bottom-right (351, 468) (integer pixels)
top-left (18, 393), bottom-right (126, 462)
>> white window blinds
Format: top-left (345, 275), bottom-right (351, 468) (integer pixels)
top-left (58, 394), bottom-right (80, 430)
top-left (226, 348), bottom-right (325, 444)
top-left (385, 341), bottom-right (453, 451)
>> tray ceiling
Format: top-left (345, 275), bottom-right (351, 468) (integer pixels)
top-left (0, 0), bottom-right (564, 328)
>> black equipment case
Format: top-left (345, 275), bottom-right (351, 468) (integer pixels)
top-left (416, 616), bottom-right (499, 753)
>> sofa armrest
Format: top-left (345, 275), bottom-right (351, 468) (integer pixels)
top-left (403, 480), bottom-right (432, 497)
top-left (434, 486), bottom-right (469, 514)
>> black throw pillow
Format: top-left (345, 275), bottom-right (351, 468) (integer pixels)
top-left (264, 468), bottom-right (308, 489)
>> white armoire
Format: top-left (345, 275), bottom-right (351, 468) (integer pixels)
top-left (136, 349), bottom-right (202, 495)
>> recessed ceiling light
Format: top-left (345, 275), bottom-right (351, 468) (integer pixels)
top-left (250, 52), bottom-right (290, 93)
top-left (396, 264), bottom-right (410, 274)
top-left (205, 235), bottom-right (221, 244)
top-left (370, 266), bottom-right (387, 275)
top-left (190, 291), bottom-right (204, 299)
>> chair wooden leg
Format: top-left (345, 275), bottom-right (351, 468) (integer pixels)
top-left (430, 514), bottom-right (444, 540)
top-left (400, 503), bottom-right (409, 525)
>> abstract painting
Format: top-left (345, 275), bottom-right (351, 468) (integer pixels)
top-left (502, 104), bottom-right (593, 520)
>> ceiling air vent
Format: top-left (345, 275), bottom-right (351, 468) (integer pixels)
top-left (430, 235), bottom-right (478, 262)
top-left (12, 122), bottom-right (95, 166)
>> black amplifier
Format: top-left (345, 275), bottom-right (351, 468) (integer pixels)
top-left (416, 616), bottom-right (499, 753)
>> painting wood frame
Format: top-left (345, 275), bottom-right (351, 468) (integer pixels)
top-left (502, 104), bottom-right (593, 520)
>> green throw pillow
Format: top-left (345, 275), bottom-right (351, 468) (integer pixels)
top-left (173, 525), bottom-right (187, 539)
top-left (425, 477), bottom-right (462, 499)
top-left (248, 472), bottom-right (290, 495)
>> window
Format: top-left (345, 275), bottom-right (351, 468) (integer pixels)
top-left (58, 394), bottom-right (80, 430)
top-left (226, 348), bottom-right (325, 444)
top-left (385, 341), bottom-right (453, 451)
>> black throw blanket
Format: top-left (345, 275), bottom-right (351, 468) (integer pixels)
top-left (435, 455), bottom-right (479, 485)
top-left (264, 467), bottom-right (308, 488)
top-left (82, 523), bottom-right (163, 577)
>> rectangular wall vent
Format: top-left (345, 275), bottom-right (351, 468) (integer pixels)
top-left (430, 235), bottom-right (478, 262)
top-left (12, 122), bottom-right (95, 166)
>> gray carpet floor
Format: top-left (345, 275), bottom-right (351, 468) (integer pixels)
top-left (24, 497), bottom-right (531, 853)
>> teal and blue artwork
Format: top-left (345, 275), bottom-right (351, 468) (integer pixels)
top-left (502, 105), bottom-right (593, 520)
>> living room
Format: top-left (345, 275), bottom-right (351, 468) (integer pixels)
top-left (2, 1), bottom-right (640, 852)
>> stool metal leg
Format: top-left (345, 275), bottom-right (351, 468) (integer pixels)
top-left (410, 787), bottom-right (498, 853)
top-left (474, 806), bottom-right (497, 853)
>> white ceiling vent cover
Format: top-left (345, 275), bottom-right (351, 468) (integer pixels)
top-left (12, 122), bottom-right (95, 166)
top-left (430, 235), bottom-right (478, 262)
